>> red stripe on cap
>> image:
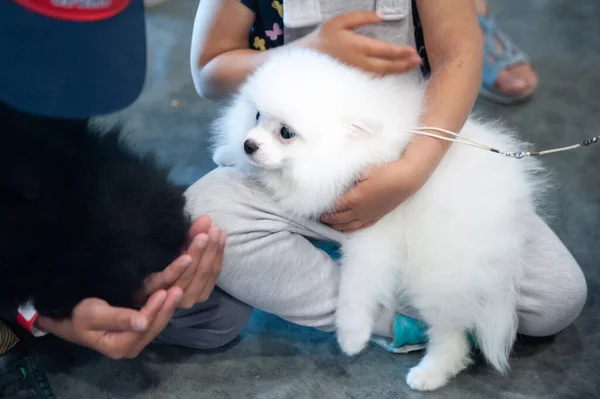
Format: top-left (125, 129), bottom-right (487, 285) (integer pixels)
top-left (13, 0), bottom-right (130, 22)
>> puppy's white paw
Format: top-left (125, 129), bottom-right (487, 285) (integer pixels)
top-left (405, 364), bottom-right (449, 391)
top-left (337, 326), bottom-right (371, 356)
top-left (336, 305), bottom-right (374, 356)
top-left (336, 313), bottom-right (373, 356)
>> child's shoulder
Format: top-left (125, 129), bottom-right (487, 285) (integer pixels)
top-left (239, 0), bottom-right (284, 51)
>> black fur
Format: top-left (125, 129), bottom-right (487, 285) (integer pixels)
top-left (0, 110), bottom-right (191, 319)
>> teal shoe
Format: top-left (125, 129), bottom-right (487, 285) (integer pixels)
top-left (312, 239), bottom-right (342, 261)
top-left (371, 314), bottom-right (429, 354)
top-left (371, 314), bottom-right (480, 354)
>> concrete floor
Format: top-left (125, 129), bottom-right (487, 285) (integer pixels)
top-left (31, 0), bottom-right (600, 398)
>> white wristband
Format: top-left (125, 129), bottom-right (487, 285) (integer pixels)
top-left (17, 301), bottom-right (48, 338)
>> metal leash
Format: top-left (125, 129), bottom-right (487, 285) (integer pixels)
top-left (404, 126), bottom-right (599, 159)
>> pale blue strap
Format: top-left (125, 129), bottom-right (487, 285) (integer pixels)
top-left (480, 12), bottom-right (530, 88)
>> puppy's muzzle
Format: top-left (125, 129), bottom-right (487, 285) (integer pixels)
top-left (244, 139), bottom-right (259, 155)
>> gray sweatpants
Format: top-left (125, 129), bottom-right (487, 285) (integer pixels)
top-left (159, 167), bottom-right (588, 348)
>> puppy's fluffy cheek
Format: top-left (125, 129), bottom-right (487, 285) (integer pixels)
top-left (213, 145), bottom-right (236, 166)
top-left (253, 146), bottom-right (283, 169)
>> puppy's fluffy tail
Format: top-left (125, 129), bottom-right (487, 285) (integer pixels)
top-left (473, 294), bottom-right (519, 373)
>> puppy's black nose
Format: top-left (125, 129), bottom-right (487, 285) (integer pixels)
top-left (244, 139), bottom-right (259, 154)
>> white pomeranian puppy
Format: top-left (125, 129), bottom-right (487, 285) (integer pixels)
top-left (211, 48), bottom-right (546, 391)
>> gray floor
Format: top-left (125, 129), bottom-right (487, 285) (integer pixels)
top-left (31, 0), bottom-right (600, 398)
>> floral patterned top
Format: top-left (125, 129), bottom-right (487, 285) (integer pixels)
top-left (238, 0), bottom-right (431, 77)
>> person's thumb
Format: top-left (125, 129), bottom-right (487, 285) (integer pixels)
top-left (188, 215), bottom-right (212, 241)
top-left (79, 299), bottom-right (150, 332)
top-left (139, 254), bottom-right (192, 301)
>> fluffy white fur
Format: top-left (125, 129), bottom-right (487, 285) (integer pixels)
top-left (211, 48), bottom-right (546, 391)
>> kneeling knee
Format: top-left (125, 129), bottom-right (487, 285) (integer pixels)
top-left (520, 271), bottom-right (587, 337)
top-left (188, 306), bottom-right (253, 350)
top-left (156, 297), bottom-right (253, 350)
top-left (204, 314), bottom-right (252, 349)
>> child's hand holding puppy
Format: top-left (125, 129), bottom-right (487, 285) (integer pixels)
top-left (321, 149), bottom-right (435, 233)
top-left (300, 11), bottom-right (422, 76)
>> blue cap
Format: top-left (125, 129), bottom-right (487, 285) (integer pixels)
top-left (0, 0), bottom-right (146, 119)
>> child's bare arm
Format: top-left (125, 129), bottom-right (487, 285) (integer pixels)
top-left (403, 0), bottom-right (484, 168)
top-left (190, 0), bottom-right (270, 100)
top-left (323, 0), bottom-right (484, 232)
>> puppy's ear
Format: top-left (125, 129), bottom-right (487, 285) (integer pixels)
top-left (343, 117), bottom-right (383, 139)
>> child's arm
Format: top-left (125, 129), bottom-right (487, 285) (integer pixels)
top-left (191, 0), bottom-right (420, 101)
top-left (322, 0), bottom-right (484, 232)
top-left (190, 0), bottom-right (272, 100)
top-left (401, 0), bottom-right (484, 173)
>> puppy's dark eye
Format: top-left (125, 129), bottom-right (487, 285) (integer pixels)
top-left (255, 111), bottom-right (260, 121)
top-left (280, 126), bottom-right (295, 140)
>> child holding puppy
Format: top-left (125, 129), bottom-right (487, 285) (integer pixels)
top-left (186, 0), bottom-right (586, 353)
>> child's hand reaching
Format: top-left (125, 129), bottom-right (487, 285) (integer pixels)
top-left (300, 11), bottom-right (422, 76)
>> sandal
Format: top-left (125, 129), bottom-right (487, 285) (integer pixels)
top-left (479, 12), bottom-right (536, 105)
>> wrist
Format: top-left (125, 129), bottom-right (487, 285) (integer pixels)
top-left (292, 31), bottom-right (318, 51)
top-left (34, 315), bottom-right (51, 334)
top-left (411, 132), bottom-right (451, 156)
top-left (401, 137), bottom-right (446, 176)
top-left (386, 158), bottom-right (429, 196)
